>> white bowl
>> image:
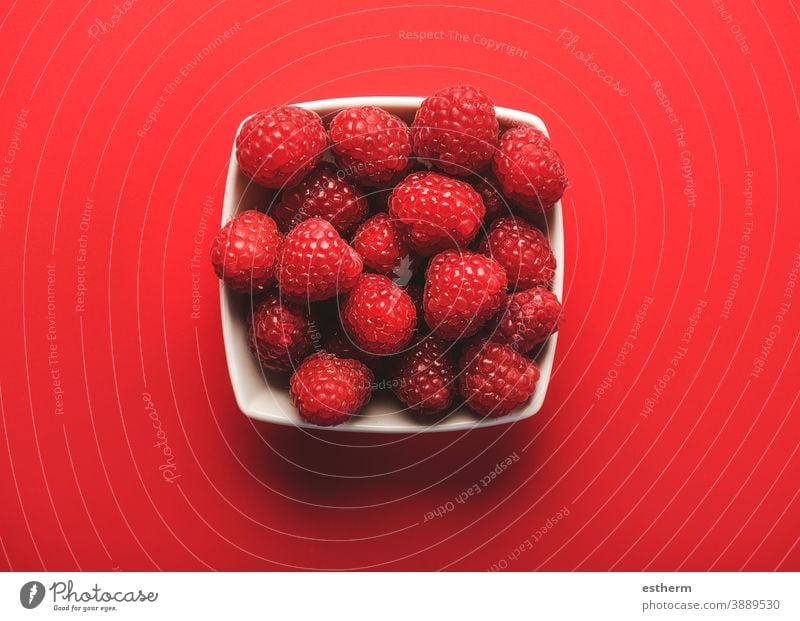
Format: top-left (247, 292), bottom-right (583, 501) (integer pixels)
top-left (220, 97), bottom-right (564, 432)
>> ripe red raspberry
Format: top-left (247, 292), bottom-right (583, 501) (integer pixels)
top-left (363, 162), bottom-right (430, 213)
top-left (459, 339), bottom-right (539, 417)
top-left (236, 106), bottom-right (328, 189)
top-left (467, 173), bottom-right (509, 223)
top-left (351, 212), bottom-right (416, 279)
top-left (491, 287), bottom-right (562, 353)
top-left (412, 85), bottom-right (499, 176)
top-left (248, 294), bottom-right (314, 371)
top-left (278, 217), bottom-right (363, 302)
top-left (423, 250), bottom-right (507, 340)
top-left (390, 337), bottom-right (457, 416)
top-left (341, 274), bottom-right (417, 355)
top-left (270, 162), bottom-right (368, 235)
top-left (210, 210), bottom-right (282, 294)
top-left (289, 352), bottom-right (373, 426)
top-left (388, 171), bottom-right (485, 256)
top-left (478, 217), bottom-right (555, 290)
top-left (492, 126), bottom-right (567, 214)
top-left (329, 106), bottom-right (412, 187)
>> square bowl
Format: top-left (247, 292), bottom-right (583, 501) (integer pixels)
top-left (220, 96), bottom-right (564, 433)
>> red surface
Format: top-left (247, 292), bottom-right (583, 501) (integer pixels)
top-left (1, 0), bottom-right (799, 571)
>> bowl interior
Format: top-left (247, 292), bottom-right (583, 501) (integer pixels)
top-left (220, 97), bottom-right (564, 433)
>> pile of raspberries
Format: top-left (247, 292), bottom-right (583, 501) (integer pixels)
top-left (210, 85), bottom-right (567, 427)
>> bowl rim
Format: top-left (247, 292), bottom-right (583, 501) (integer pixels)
top-left (220, 96), bottom-right (564, 433)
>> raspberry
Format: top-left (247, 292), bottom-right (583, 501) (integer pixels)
top-left (490, 287), bottom-right (562, 353)
top-left (270, 162), bottom-right (368, 235)
top-left (492, 126), bottom-right (567, 214)
top-left (351, 212), bottom-right (416, 279)
top-left (248, 294), bottom-right (314, 371)
top-left (467, 173), bottom-right (509, 223)
top-left (478, 217), bottom-right (555, 290)
top-left (341, 274), bottom-right (417, 355)
top-left (289, 352), bottom-right (373, 426)
top-left (329, 106), bottom-right (412, 187)
top-left (412, 85), bottom-right (499, 176)
top-left (236, 106), bottom-right (328, 189)
top-left (278, 217), bottom-right (363, 302)
top-left (388, 171), bottom-right (485, 256)
top-left (423, 249), bottom-right (507, 340)
top-left (459, 339), bottom-right (539, 417)
top-left (390, 337), bottom-right (457, 416)
top-left (210, 210), bottom-right (282, 294)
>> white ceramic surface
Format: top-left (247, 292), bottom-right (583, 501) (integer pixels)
top-left (220, 97), bottom-right (564, 432)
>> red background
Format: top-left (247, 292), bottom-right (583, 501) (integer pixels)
top-left (1, 0), bottom-right (799, 571)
